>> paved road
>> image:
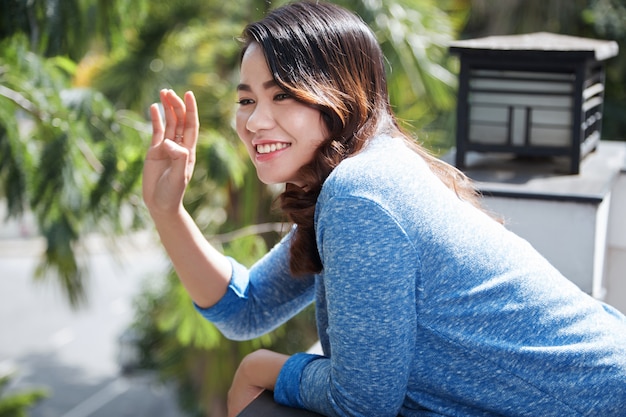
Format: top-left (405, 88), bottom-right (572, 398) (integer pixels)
top-left (0, 232), bottom-right (187, 417)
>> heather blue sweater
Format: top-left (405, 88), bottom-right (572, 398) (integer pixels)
top-left (197, 135), bottom-right (626, 416)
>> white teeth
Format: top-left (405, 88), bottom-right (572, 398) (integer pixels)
top-left (256, 143), bottom-right (290, 154)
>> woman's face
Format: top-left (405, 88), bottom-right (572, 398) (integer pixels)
top-left (236, 42), bottom-right (327, 186)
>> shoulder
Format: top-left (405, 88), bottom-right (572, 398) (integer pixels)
top-left (314, 134), bottom-right (485, 238)
top-left (314, 135), bottom-right (441, 241)
top-left (321, 135), bottom-right (430, 200)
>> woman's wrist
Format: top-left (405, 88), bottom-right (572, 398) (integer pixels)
top-left (147, 204), bottom-right (189, 228)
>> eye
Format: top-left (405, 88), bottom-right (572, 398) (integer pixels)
top-left (274, 93), bottom-right (292, 101)
top-left (237, 98), bottom-right (254, 106)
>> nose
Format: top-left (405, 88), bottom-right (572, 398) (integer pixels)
top-left (246, 102), bottom-right (275, 133)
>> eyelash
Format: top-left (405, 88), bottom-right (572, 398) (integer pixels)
top-left (236, 93), bottom-right (292, 106)
top-left (274, 93), bottom-right (291, 101)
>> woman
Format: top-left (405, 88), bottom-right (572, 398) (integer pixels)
top-left (142, 2), bottom-right (626, 416)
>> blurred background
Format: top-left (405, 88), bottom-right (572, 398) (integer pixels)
top-left (1, 0), bottom-right (624, 416)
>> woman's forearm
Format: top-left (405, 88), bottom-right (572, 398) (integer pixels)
top-left (151, 205), bottom-right (232, 308)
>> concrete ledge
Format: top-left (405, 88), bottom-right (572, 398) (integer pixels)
top-left (445, 140), bottom-right (626, 203)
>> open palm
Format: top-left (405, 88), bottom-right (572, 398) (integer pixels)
top-left (143, 89), bottom-right (199, 215)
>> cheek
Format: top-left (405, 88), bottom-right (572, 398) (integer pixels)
top-left (289, 108), bottom-right (328, 144)
top-left (235, 112), bottom-right (249, 141)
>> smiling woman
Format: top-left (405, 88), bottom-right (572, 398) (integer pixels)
top-left (142, 2), bottom-right (626, 417)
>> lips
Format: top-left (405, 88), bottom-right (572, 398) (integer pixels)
top-left (256, 142), bottom-right (291, 154)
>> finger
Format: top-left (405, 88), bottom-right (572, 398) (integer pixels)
top-left (183, 91), bottom-right (199, 149)
top-left (164, 90), bottom-right (186, 143)
top-left (160, 89), bottom-right (179, 142)
top-left (150, 103), bottom-right (165, 147)
top-left (171, 91), bottom-right (187, 143)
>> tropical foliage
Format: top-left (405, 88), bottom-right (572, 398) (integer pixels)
top-left (0, 374), bottom-right (47, 417)
top-left (0, 1), bottom-right (150, 306)
top-left (0, 0), bottom-right (464, 305)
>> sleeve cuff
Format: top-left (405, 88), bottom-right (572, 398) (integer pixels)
top-left (193, 257), bottom-right (249, 322)
top-left (274, 352), bottom-right (324, 409)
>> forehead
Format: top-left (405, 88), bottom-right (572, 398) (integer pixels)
top-left (240, 43), bottom-right (271, 80)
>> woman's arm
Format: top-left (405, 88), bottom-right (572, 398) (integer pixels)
top-left (145, 90), bottom-right (315, 336)
top-left (194, 230), bottom-right (316, 340)
top-left (143, 89), bottom-right (231, 308)
top-left (275, 196), bottom-right (419, 417)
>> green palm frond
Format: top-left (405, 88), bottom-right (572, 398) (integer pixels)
top-left (0, 34), bottom-right (147, 308)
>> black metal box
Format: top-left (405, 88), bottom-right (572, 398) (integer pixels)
top-left (450, 32), bottom-right (618, 174)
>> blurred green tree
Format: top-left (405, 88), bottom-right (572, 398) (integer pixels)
top-left (0, 374), bottom-right (47, 417)
top-left (583, 0), bottom-right (626, 140)
top-left (0, 0), bottom-right (464, 305)
top-left (0, 1), bottom-right (150, 307)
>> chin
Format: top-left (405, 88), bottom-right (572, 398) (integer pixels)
top-left (256, 173), bottom-right (282, 186)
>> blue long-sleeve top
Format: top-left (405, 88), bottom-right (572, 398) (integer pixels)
top-left (196, 135), bottom-right (626, 416)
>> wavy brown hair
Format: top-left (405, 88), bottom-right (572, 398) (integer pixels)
top-left (240, 1), bottom-right (482, 276)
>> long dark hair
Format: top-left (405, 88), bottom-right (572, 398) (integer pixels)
top-left (240, 1), bottom-right (481, 275)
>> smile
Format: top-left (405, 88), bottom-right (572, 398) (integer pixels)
top-left (256, 142), bottom-right (291, 154)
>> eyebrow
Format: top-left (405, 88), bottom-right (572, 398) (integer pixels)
top-left (236, 79), bottom-right (278, 92)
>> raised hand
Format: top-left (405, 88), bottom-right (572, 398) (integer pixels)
top-left (142, 89), bottom-right (199, 215)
